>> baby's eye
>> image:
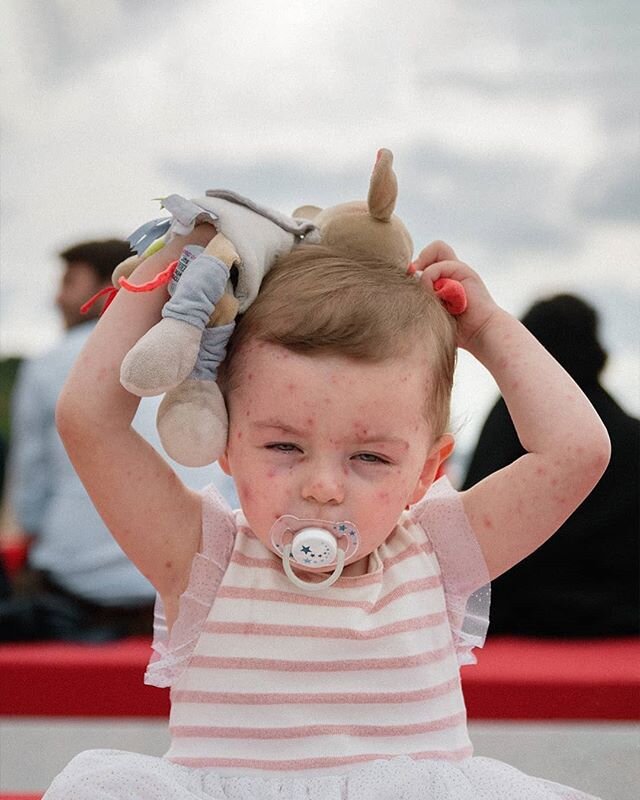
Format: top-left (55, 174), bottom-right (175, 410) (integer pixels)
top-left (266, 443), bottom-right (301, 454)
top-left (353, 452), bottom-right (391, 465)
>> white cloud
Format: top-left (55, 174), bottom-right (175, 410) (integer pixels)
top-left (1, 0), bottom-right (638, 426)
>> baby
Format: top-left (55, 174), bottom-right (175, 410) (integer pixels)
top-left (47, 229), bottom-right (609, 799)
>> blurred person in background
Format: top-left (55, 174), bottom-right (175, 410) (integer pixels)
top-left (0, 239), bottom-right (237, 642)
top-left (463, 293), bottom-right (639, 637)
top-left (0, 432), bottom-right (10, 601)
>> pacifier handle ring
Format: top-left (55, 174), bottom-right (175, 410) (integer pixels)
top-left (282, 545), bottom-right (346, 592)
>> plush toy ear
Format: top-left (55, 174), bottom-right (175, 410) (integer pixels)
top-left (368, 148), bottom-right (397, 222)
top-left (292, 205), bottom-right (322, 221)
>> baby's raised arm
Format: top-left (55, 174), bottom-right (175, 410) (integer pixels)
top-left (56, 226), bottom-right (216, 616)
top-left (415, 242), bottom-right (611, 580)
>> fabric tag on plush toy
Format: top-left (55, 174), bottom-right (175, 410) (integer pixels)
top-left (127, 217), bottom-right (173, 255)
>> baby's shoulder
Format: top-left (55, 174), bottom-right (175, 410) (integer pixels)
top-left (200, 484), bottom-right (238, 563)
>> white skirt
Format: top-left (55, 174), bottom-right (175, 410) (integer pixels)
top-left (44, 749), bottom-right (599, 800)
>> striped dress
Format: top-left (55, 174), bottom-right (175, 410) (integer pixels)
top-left (44, 481), bottom-right (602, 799)
top-left (146, 477), bottom-right (491, 777)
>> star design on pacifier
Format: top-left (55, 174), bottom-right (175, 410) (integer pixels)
top-left (301, 545), bottom-right (312, 554)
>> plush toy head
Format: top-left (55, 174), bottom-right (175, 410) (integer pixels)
top-left (293, 149), bottom-right (413, 271)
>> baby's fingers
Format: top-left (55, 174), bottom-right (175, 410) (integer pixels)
top-left (410, 240), bottom-right (458, 273)
top-left (418, 258), bottom-right (477, 284)
top-left (418, 259), bottom-right (482, 317)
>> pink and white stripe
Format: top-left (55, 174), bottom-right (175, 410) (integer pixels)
top-left (164, 516), bottom-right (472, 776)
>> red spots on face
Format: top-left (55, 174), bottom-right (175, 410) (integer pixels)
top-left (306, 417), bottom-right (315, 428)
top-left (287, 383), bottom-right (296, 393)
top-left (342, 464), bottom-right (349, 477)
top-left (482, 515), bottom-right (493, 529)
top-left (551, 478), bottom-right (558, 486)
top-left (377, 490), bottom-right (390, 504)
top-left (266, 469), bottom-right (276, 479)
top-left (165, 561), bottom-right (173, 570)
top-left (239, 483), bottom-right (252, 502)
top-left (236, 431), bottom-right (243, 440)
top-left (535, 465), bottom-right (546, 476)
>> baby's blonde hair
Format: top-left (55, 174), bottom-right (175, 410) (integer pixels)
top-left (220, 245), bottom-right (457, 436)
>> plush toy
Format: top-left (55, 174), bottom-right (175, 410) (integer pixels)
top-left (105, 148), bottom-right (465, 468)
top-left (111, 193), bottom-right (318, 466)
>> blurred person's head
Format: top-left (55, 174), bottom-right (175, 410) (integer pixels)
top-left (56, 239), bottom-right (132, 328)
top-left (521, 294), bottom-right (607, 384)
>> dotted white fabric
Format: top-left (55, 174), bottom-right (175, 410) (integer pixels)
top-left (44, 749), bottom-right (599, 799)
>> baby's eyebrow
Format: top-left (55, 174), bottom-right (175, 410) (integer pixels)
top-left (253, 420), bottom-right (305, 436)
top-left (253, 420), bottom-right (409, 448)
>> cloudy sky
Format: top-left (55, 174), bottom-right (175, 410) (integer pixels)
top-left (1, 0), bottom-right (638, 468)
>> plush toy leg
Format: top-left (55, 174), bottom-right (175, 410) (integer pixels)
top-left (120, 247), bottom-right (231, 396)
top-left (120, 318), bottom-right (202, 396)
top-left (156, 318), bottom-right (236, 465)
top-left (157, 379), bottom-right (228, 466)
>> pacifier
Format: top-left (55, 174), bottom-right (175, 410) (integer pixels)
top-left (270, 515), bottom-right (360, 592)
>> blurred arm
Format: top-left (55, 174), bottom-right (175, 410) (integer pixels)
top-left (7, 360), bottom-right (49, 538)
top-left (56, 226), bottom-right (216, 615)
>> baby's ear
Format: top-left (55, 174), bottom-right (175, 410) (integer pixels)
top-left (408, 434), bottom-right (455, 505)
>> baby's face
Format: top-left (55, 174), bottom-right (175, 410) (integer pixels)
top-left (220, 342), bottom-right (451, 573)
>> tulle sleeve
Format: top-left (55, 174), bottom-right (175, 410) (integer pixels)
top-left (409, 476), bottom-right (491, 666)
top-left (145, 484), bottom-right (237, 687)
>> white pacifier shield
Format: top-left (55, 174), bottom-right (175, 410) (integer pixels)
top-left (270, 515), bottom-right (360, 592)
top-left (290, 528), bottom-right (338, 567)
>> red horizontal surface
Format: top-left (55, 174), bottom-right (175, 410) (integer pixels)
top-left (0, 636), bottom-right (637, 720)
top-left (462, 636), bottom-right (640, 720)
top-left (0, 636), bottom-right (169, 718)
top-left (0, 796), bottom-right (41, 800)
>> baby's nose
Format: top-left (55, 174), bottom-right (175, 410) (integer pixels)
top-left (302, 468), bottom-right (345, 505)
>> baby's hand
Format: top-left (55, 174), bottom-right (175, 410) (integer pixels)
top-left (412, 241), bottom-right (501, 351)
top-left (169, 222), bottom-right (217, 254)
